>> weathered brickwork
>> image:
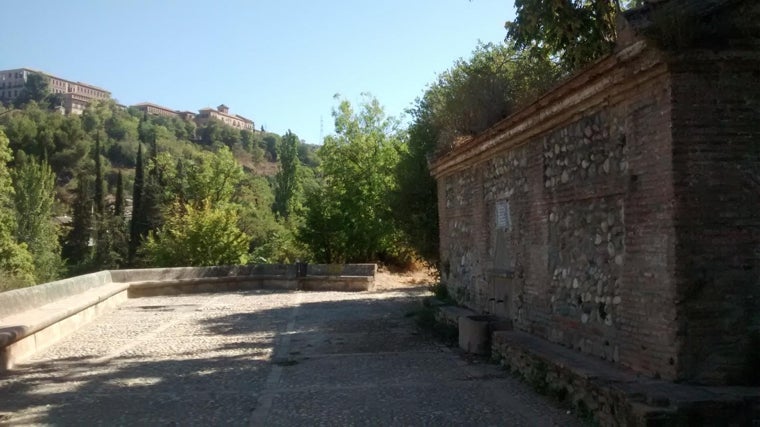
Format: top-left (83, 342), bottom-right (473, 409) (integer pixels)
top-left (432, 10), bottom-right (760, 385)
top-left (669, 53), bottom-right (760, 385)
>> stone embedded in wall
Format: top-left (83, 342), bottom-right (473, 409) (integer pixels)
top-left (548, 197), bottom-right (625, 334)
top-left (442, 170), bottom-right (480, 306)
top-left (445, 170), bottom-right (477, 208)
top-left (542, 112), bottom-right (627, 190)
top-left (483, 149), bottom-right (529, 202)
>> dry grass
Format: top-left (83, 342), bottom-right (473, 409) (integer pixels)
top-left (373, 265), bottom-right (437, 291)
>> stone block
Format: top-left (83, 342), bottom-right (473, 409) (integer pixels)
top-left (458, 315), bottom-right (492, 355)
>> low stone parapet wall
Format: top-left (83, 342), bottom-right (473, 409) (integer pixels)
top-left (0, 271), bottom-right (113, 320)
top-left (306, 263), bottom-right (376, 277)
top-left (0, 264), bottom-right (375, 372)
top-left (109, 264), bottom-right (295, 283)
top-left (117, 264), bottom-right (376, 296)
top-left (0, 282), bottom-right (129, 371)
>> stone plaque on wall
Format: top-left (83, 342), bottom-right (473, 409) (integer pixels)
top-left (496, 200), bottom-right (511, 230)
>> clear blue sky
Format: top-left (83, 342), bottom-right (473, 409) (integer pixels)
top-left (0, 0), bottom-right (514, 145)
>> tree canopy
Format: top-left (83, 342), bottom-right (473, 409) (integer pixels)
top-left (0, 98), bottom-right (318, 288)
top-left (273, 130), bottom-right (301, 219)
top-left (12, 153), bottom-right (63, 283)
top-left (300, 95), bottom-right (406, 263)
top-left (506, 0), bottom-right (644, 71)
top-left (419, 43), bottom-right (560, 152)
top-left (142, 200), bottom-right (250, 267)
top-left (0, 130), bottom-right (35, 289)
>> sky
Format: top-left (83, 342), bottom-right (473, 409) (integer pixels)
top-left (1, 0), bottom-right (514, 145)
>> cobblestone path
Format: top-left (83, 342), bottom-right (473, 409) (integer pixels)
top-left (0, 288), bottom-right (579, 426)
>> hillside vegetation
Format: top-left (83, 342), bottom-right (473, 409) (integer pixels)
top-left (0, 38), bottom-right (565, 290)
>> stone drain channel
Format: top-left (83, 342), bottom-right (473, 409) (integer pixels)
top-left (0, 288), bottom-right (579, 426)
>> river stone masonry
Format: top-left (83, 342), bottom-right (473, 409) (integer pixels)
top-left (431, 0), bottom-right (760, 387)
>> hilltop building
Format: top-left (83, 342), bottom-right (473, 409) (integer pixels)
top-left (0, 68), bottom-right (110, 114)
top-left (132, 102), bottom-right (254, 132)
top-left (131, 102), bottom-right (179, 118)
top-left (195, 104), bottom-right (254, 131)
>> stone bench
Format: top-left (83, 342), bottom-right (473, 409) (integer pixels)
top-left (0, 271), bottom-right (129, 371)
top-left (492, 330), bottom-right (760, 425)
top-left (0, 264), bottom-right (376, 371)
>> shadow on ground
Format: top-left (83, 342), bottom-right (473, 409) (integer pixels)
top-left (0, 288), bottom-right (431, 426)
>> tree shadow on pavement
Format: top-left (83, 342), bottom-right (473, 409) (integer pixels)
top-left (0, 288), bottom-right (432, 425)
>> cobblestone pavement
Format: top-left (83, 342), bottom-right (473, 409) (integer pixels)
top-left (0, 287), bottom-right (580, 426)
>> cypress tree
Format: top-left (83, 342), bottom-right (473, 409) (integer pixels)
top-left (142, 175), bottom-right (162, 233)
top-left (94, 134), bottom-right (104, 215)
top-left (143, 132), bottom-right (162, 233)
top-left (114, 171), bottom-right (124, 217)
top-left (64, 173), bottom-right (93, 266)
top-left (274, 130), bottom-right (300, 219)
top-left (150, 133), bottom-right (158, 175)
top-left (128, 144), bottom-right (144, 263)
top-left (109, 170), bottom-right (128, 269)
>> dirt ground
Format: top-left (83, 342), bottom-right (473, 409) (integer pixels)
top-left (373, 265), bottom-right (438, 291)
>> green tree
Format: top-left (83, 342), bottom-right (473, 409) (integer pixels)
top-left (107, 169), bottom-right (129, 267)
top-left (186, 146), bottom-right (243, 206)
top-left (422, 43), bottom-right (560, 151)
top-left (299, 183), bottom-right (342, 263)
top-left (263, 134), bottom-right (280, 161)
top-left (142, 200), bottom-right (250, 267)
top-left (128, 144), bottom-right (145, 263)
top-left (300, 95), bottom-right (404, 263)
top-left (506, 0), bottom-right (623, 71)
top-left (273, 130), bottom-right (301, 219)
top-left (91, 133), bottom-right (117, 269)
top-left (14, 73), bottom-right (51, 108)
top-left (392, 108), bottom-right (440, 265)
top-left (63, 172), bottom-right (93, 267)
top-left (114, 170), bottom-right (124, 217)
top-left (1, 103), bottom-right (90, 182)
top-left (393, 43), bottom-right (560, 265)
top-left (141, 134), bottom-right (164, 235)
top-left (94, 134), bottom-right (105, 215)
top-left (0, 130), bottom-right (35, 288)
top-left (12, 153), bottom-right (63, 283)
top-left (137, 113), bottom-right (155, 145)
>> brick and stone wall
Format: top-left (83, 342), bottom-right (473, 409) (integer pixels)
top-left (432, 18), bottom-right (759, 385)
top-left (669, 50), bottom-right (760, 385)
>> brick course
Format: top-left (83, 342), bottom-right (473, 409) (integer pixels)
top-left (431, 5), bottom-right (759, 385)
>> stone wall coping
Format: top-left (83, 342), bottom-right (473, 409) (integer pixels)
top-left (110, 264), bottom-right (376, 283)
top-left (0, 271), bottom-right (113, 319)
top-left (430, 40), bottom-right (660, 179)
top-left (126, 275), bottom-right (289, 289)
top-left (0, 282), bottom-right (129, 348)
